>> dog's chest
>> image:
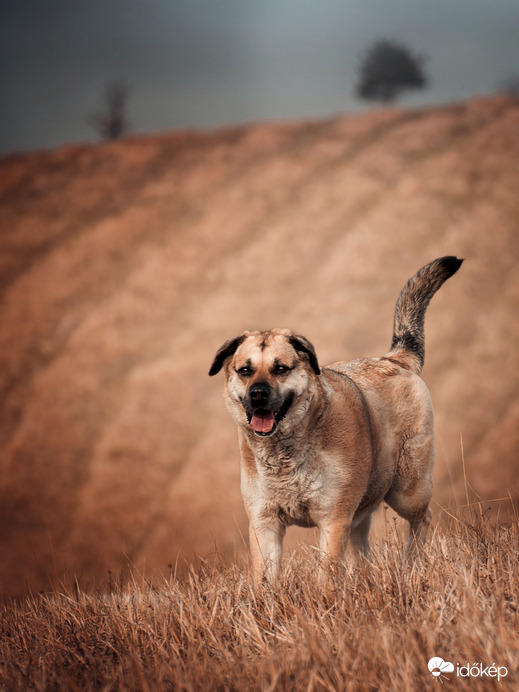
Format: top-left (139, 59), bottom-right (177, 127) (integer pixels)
top-left (258, 454), bottom-right (326, 528)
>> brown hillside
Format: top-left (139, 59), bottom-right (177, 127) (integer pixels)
top-left (1, 96), bottom-right (518, 597)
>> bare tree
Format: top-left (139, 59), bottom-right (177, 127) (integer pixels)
top-left (356, 39), bottom-right (427, 104)
top-left (89, 81), bottom-right (130, 140)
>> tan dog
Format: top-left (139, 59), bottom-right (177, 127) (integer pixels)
top-left (209, 257), bottom-right (462, 583)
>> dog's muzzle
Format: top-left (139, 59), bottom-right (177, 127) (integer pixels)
top-left (245, 385), bottom-right (294, 436)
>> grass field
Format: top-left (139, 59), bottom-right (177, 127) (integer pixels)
top-left (1, 504), bottom-right (517, 691)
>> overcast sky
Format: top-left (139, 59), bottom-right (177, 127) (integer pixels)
top-left (1, 0), bottom-right (518, 154)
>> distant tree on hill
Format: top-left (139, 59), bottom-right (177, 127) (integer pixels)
top-left (89, 81), bottom-right (130, 140)
top-left (355, 39), bottom-right (428, 104)
top-left (498, 75), bottom-right (519, 97)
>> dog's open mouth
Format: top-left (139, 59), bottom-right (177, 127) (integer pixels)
top-left (247, 394), bottom-right (294, 436)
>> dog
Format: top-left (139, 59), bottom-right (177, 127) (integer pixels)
top-left (209, 257), bottom-right (463, 583)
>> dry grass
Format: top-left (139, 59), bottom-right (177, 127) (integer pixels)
top-left (1, 507), bottom-right (517, 691)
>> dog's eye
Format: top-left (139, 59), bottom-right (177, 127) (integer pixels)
top-left (273, 364), bottom-right (290, 375)
top-left (237, 366), bottom-right (252, 377)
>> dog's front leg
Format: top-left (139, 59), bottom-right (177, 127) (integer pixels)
top-left (318, 518), bottom-right (352, 567)
top-left (248, 519), bottom-right (286, 585)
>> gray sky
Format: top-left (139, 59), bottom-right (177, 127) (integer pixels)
top-left (1, 0), bottom-right (518, 154)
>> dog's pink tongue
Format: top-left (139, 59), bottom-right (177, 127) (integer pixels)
top-left (251, 410), bottom-right (275, 434)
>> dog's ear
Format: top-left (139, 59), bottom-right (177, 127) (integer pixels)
top-left (209, 335), bottom-right (246, 376)
top-left (289, 334), bottom-right (321, 375)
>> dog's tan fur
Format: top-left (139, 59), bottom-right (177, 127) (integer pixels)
top-left (209, 257), bottom-right (462, 583)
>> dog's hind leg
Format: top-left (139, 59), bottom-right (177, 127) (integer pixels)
top-left (384, 487), bottom-right (432, 556)
top-left (385, 433), bottom-right (434, 556)
top-left (350, 511), bottom-right (372, 558)
top-left (385, 492), bottom-right (432, 557)
top-left (405, 506), bottom-right (432, 555)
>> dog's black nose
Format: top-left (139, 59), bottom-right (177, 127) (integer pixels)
top-left (249, 383), bottom-right (270, 405)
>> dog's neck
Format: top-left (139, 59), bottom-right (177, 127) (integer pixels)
top-left (240, 382), bottom-right (329, 474)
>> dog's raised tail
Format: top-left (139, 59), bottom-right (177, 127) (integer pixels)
top-left (386, 256), bottom-right (463, 374)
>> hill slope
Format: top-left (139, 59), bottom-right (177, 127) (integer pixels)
top-left (1, 96), bottom-right (518, 596)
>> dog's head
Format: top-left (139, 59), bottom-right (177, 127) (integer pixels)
top-left (209, 329), bottom-right (321, 437)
